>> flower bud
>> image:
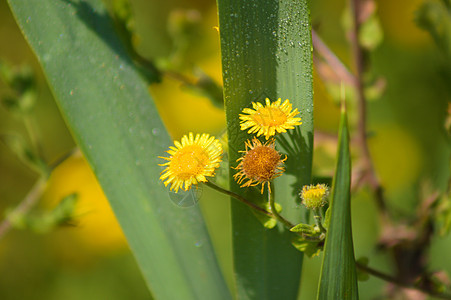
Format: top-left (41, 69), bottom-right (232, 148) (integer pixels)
top-left (300, 184), bottom-right (329, 209)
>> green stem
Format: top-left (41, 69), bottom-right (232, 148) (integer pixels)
top-left (23, 115), bottom-right (43, 159)
top-left (204, 181), bottom-right (272, 218)
top-left (313, 207), bottom-right (327, 234)
top-left (205, 181), bottom-right (295, 228)
top-left (0, 176), bottom-right (48, 241)
top-left (268, 186), bottom-right (295, 229)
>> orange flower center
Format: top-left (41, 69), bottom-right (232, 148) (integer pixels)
top-left (241, 145), bottom-right (282, 181)
top-left (251, 107), bottom-right (287, 127)
top-left (170, 145), bottom-right (209, 180)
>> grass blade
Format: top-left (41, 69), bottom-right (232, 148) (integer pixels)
top-left (217, 1), bottom-right (313, 299)
top-left (317, 107), bottom-right (359, 300)
top-left (7, 0), bottom-right (231, 299)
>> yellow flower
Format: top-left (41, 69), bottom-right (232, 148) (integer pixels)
top-left (233, 138), bottom-right (286, 193)
top-left (159, 132), bottom-right (223, 193)
top-left (239, 98), bottom-right (302, 139)
top-left (300, 184), bottom-right (329, 209)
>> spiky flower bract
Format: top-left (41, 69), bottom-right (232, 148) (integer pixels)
top-left (239, 98), bottom-right (302, 140)
top-left (300, 184), bottom-right (329, 209)
top-left (233, 138), bottom-right (286, 194)
top-left (159, 133), bottom-right (222, 193)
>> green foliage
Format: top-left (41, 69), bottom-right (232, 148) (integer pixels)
top-left (291, 236), bottom-right (322, 258)
top-left (6, 0), bottom-right (451, 298)
top-left (317, 108), bottom-right (358, 300)
top-left (0, 134), bottom-right (48, 175)
top-left (0, 61), bottom-right (37, 116)
top-left (7, 194), bottom-right (78, 233)
top-left (217, 0), bottom-right (313, 298)
top-left (416, 0), bottom-right (451, 58)
top-left (359, 14), bottom-right (383, 51)
top-left (7, 0), bottom-right (230, 299)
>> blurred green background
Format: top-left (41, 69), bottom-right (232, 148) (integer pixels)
top-left (0, 0), bottom-right (449, 299)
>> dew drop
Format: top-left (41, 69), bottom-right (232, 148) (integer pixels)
top-left (152, 128), bottom-right (160, 136)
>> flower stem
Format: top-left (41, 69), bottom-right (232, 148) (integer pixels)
top-left (268, 186), bottom-right (295, 229)
top-left (204, 181), bottom-right (295, 228)
top-left (203, 181), bottom-right (272, 218)
top-left (313, 207), bottom-right (327, 234)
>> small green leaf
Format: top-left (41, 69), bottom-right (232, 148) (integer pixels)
top-left (436, 192), bottom-right (451, 236)
top-left (317, 108), bottom-right (359, 300)
top-left (0, 134), bottom-right (48, 175)
top-left (416, 0), bottom-right (451, 58)
top-left (290, 223), bottom-right (316, 235)
top-left (256, 201), bottom-right (281, 229)
top-left (359, 15), bottom-right (383, 50)
top-left (8, 194), bottom-right (78, 233)
top-left (0, 62), bottom-right (37, 113)
top-left (291, 236), bottom-right (322, 258)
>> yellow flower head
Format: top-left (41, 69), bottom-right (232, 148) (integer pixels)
top-left (300, 184), bottom-right (329, 209)
top-left (159, 133), bottom-right (223, 193)
top-left (233, 138), bottom-right (286, 194)
top-left (239, 98), bottom-right (302, 140)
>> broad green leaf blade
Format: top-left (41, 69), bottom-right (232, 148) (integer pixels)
top-left (7, 1), bottom-right (231, 299)
top-left (217, 0), bottom-right (313, 299)
top-left (318, 108), bottom-right (358, 300)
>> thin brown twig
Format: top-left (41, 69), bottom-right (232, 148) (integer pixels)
top-left (0, 177), bottom-right (47, 241)
top-left (311, 29), bottom-right (357, 86)
top-left (356, 262), bottom-right (451, 300)
top-left (313, 3), bottom-right (386, 210)
top-left (349, 0), bottom-right (389, 221)
top-left (164, 70), bottom-right (196, 86)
